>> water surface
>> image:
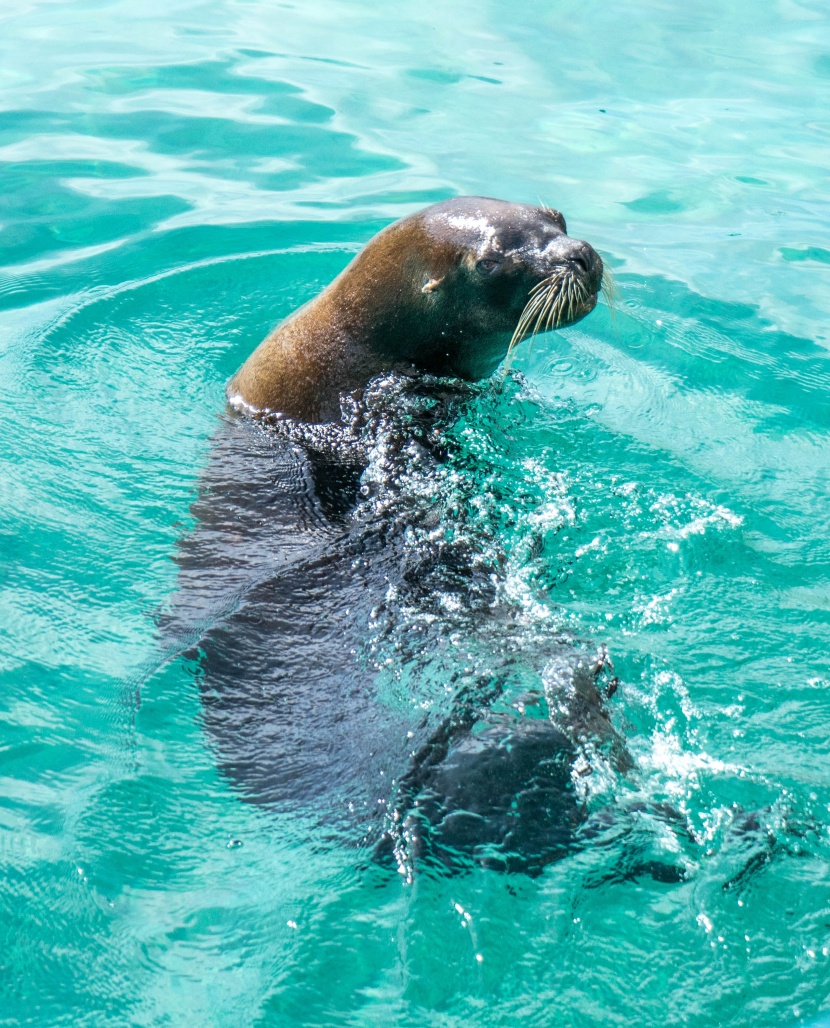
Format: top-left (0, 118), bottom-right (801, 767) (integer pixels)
top-left (1, 1), bottom-right (829, 1024)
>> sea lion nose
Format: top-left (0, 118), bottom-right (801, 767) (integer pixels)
top-left (543, 236), bottom-right (603, 291)
top-left (564, 239), bottom-right (603, 291)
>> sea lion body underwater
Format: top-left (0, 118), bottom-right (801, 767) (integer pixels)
top-left (165, 197), bottom-right (690, 879)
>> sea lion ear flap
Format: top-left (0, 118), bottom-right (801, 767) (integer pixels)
top-left (422, 276), bottom-right (444, 294)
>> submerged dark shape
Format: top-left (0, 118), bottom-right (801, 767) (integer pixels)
top-left (377, 711), bottom-right (582, 877)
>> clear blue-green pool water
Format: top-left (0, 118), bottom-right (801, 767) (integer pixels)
top-left (2, 1), bottom-right (830, 1024)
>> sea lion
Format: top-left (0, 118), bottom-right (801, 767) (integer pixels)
top-left (164, 197), bottom-right (694, 879)
top-left (227, 196), bottom-right (603, 421)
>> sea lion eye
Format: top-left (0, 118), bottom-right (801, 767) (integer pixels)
top-left (476, 257), bottom-right (501, 273)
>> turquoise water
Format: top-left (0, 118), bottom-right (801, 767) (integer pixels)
top-left (2, 0), bottom-right (830, 1023)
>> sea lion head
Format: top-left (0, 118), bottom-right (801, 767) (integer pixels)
top-left (361, 196), bottom-right (604, 381)
top-left (229, 196), bottom-right (604, 421)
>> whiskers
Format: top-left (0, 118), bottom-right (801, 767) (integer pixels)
top-left (600, 261), bottom-right (619, 327)
top-left (502, 261), bottom-right (620, 375)
top-left (503, 270), bottom-right (589, 372)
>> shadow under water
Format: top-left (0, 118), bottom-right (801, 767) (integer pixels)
top-left (159, 372), bottom-right (781, 882)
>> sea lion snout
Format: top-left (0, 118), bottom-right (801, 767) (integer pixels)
top-left (539, 235), bottom-right (603, 295)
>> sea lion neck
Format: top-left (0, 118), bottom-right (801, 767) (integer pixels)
top-left (228, 216), bottom-right (452, 423)
top-left (324, 217), bottom-right (454, 360)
